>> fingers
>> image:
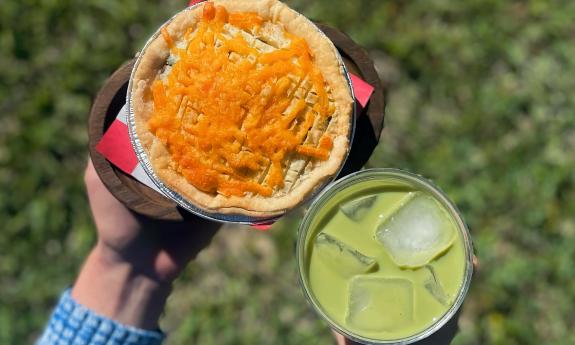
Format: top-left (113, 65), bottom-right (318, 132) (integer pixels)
top-left (84, 158), bottom-right (101, 192)
top-left (84, 158), bottom-right (118, 206)
top-left (332, 330), bottom-right (362, 345)
top-left (84, 158), bottom-right (141, 242)
top-left (84, 158), bottom-right (123, 211)
top-left (472, 255), bottom-right (480, 270)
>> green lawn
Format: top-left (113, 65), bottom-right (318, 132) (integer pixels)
top-left (1, 0), bottom-right (574, 344)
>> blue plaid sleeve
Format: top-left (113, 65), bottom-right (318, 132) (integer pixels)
top-left (36, 289), bottom-right (165, 345)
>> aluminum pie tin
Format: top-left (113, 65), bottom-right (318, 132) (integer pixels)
top-left (126, 3), bottom-right (356, 224)
top-left (296, 169), bottom-right (474, 344)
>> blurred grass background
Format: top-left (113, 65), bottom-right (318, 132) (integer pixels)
top-left (1, 0), bottom-right (574, 344)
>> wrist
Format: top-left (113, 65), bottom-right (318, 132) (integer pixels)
top-left (72, 245), bottom-right (172, 330)
top-left (95, 237), bottom-right (185, 284)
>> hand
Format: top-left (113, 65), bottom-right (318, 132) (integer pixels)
top-left (72, 159), bottom-right (220, 329)
top-left (83, 158), bottom-right (220, 283)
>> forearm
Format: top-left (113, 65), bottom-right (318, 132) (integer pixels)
top-left (71, 243), bottom-right (172, 330)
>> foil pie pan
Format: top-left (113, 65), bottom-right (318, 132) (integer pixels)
top-left (126, 2), bottom-right (356, 224)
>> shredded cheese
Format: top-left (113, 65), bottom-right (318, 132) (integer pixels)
top-left (149, 2), bottom-right (335, 197)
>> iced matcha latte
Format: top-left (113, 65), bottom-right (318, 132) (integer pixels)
top-left (296, 169), bottom-right (473, 344)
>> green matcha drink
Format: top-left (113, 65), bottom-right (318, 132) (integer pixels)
top-left (296, 169), bottom-right (473, 344)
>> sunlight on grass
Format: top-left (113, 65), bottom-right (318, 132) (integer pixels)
top-left (1, 0), bottom-right (575, 344)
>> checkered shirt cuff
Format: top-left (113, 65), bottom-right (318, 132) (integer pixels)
top-left (36, 289), bottom-right (164, 345)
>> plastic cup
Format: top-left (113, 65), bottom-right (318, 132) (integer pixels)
top-left (296, 168), bottom-right (474, 344)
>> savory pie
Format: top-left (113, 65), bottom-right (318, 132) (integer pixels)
top-left (131, 0), bottom-right (353, 217)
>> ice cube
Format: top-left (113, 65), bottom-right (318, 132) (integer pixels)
top-left (314, 233), bottom-right (378, 278)
top-left (340, 195), bottom-right (377, 221)
top-left (346, 276), bottom-right (414, 332)
top-left (375, 193), bottom-right (456, 268)
top-left (424, 266), bottom-right (451, 306)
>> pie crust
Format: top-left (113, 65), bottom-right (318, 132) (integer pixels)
top-left (131, 0), bottom-right (353, 217)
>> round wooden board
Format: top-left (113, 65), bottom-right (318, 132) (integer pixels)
top-left (88, 24), bottom-right (385, 221)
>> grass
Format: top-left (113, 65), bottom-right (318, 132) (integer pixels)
top-left (1, 0), bottom-right (575, 344)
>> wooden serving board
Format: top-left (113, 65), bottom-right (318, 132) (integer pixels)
top-left (88, 24), bottom-right (385, 221)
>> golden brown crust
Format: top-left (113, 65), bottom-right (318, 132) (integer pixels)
top-left (131, 0), bottom-right (353, 217)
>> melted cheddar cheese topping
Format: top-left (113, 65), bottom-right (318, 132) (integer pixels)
top-left (149, 2), bottom-right (335, 197)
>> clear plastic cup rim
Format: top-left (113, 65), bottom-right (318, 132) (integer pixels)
top-left (296, 168), bottom-right (474, 345)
